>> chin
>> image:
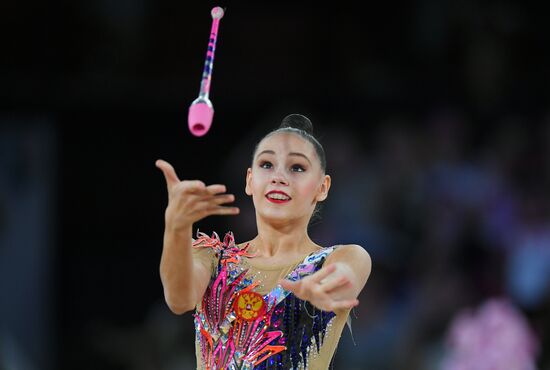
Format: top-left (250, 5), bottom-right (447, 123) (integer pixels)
top-left (260, 210), bottom-right (290, 220)
top-left (258, 208), bottom-right (305, 224)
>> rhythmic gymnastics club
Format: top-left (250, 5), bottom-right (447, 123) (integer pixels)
top-left (188, 6), bottom-right (225, 137)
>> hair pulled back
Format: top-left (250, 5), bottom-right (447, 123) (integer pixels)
top-left (252, 114), bottom-right (326, 173)
top-left (250, 114), bottom-right (327, 227)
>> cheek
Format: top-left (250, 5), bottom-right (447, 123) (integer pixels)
top-left (298, 179), bottom-right (319, 199)
top-left (250, 172), bottom-right (267, 193)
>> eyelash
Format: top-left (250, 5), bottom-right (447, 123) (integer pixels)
top-left (259, 161), bottom-right (306, 172)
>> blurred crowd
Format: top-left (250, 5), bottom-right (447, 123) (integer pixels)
top-left (75, 111), bottom-right (549, 370)
top-left (309, 112), bottom-right (550, 369)
top-left (2, 115), bottom-right (549, 370)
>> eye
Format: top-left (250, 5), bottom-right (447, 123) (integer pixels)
top-left (259, 161), bottom-right (272, 169)
top-left (291, 164), bottom-right (305, 172)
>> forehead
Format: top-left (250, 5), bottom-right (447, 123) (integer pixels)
top-left (256, 132), bottom-right (315, 156)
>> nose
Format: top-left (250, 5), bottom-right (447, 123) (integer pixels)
top-left (271, 168), bottom-right (289, 185)
top-left (271, 177), bottom-right (288, 185)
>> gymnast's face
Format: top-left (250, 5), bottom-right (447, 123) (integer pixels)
top-left (245, 132), bottom-right (330, 225)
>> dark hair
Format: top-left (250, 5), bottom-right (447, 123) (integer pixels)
top-left (252, 114), bottom-right (326, 173)
top-left (251, 114), bottom-right (327, 227)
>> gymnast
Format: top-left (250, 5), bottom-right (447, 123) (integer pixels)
top-left (156, 113), bottom-right (372, 369)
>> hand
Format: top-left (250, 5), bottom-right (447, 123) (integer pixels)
top-left (278, 263), bottom-right (359, 312)
top-left (155, 159), bottom-right (239, 231)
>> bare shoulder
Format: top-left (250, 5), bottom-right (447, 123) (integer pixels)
top-left (327, 244), bottom-right (371, 264)
top-left (326, 244), bottom-right (372, 293)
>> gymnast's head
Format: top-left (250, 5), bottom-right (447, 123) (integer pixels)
top-left (245, 114), bottom-right (330, 225)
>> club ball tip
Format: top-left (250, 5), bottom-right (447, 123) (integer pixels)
top-left (211, 7), bottom-right (224, 19)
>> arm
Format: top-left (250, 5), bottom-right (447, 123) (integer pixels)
top-left (322, 244), bottom-right (372, 300)
top-left (156, 159), bottom-right (239, 314)
top-left (279, 244), bottom-right (371, 312)
top-left (159, 227), bottom-right (212, 314)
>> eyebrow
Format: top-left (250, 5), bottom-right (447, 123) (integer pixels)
top-left (256, 150), bottom-right (312, 165)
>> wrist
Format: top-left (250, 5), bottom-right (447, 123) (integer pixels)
top-left (165, 222), bottom-right (193, 237)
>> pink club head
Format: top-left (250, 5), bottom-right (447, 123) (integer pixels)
top-left (188, 98), bottom-right (214, 137)
top-left (187, 6), bottom-right (224, 137)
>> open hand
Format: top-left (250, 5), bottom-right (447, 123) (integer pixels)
top-left (156, 159), bottom-right (239, 231)
top-left (278, 263), bottom-right (359, 312)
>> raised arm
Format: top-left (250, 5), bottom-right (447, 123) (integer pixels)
top-left (156, 159), bottom-right (239, 314)
top-left (279, 244), bottom-right (371, 312)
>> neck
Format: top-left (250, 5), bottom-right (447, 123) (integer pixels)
top-left (252, 215), bottom-right (315, 258)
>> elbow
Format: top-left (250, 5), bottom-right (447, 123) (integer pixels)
top-left (163, 290), bottom-right (197, 315)
top-left (169, 305), bottom-right (194, 315)
top-left (165, 299), bottom-right (196, 315)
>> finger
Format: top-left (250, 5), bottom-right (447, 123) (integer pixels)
top-left (325, 281), bottom-right (353, 297)
top-left (310, 264), bottom-right (337, 284)
top-left (321, 276), bottom-right (351, 293)
top-left (278, 279), bottom-right (300, 293)
top-left (177, 180), bottom-right (207, 194)
top-left (205, 184), bottom-right (227, 195)
top-left (329, 299), bottom-right (359, 311)
top-left (195, 198), bottom-right (237, 213)
top-left (155, 159), bottom-right (180, 188)
top-left (203, 205), bottom-right (240, 216)
top-left (210, 194), bottom-right (235, 206)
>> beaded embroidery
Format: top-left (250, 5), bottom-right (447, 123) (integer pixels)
top-left (192, 231), bottom-right (338, 370)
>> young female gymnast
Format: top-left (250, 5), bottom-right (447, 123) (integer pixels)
top-left (156, 114), bottom-right (372, 369)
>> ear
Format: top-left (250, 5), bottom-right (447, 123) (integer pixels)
top-left (245, 167), bottom-right (253, 196)
top-left (315, 174), bottom-right (331, 202)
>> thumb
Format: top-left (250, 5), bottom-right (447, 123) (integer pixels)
top-left (279, 278), bottom-right (298, 291)
top-left (155, 159), bottom-right (180, 188)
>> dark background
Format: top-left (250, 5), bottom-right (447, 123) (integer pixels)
top-left (1, 1), bottom-right (549, 369)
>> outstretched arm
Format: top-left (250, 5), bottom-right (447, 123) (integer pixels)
top-left (156, 159), bottom-right (240, 314)
top-left (279, 244), bottom-right (371, 312)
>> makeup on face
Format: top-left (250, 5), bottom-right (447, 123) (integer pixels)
top-left (265, 190), bottom-right (291, 204)
top-left (248, 133), bottom-right (322, 213)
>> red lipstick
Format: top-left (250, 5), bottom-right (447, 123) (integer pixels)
top-left (265, 190), bottom-right (291, 203)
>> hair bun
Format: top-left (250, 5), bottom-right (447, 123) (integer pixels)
top-left (279, 114), bottom-right (314, 135)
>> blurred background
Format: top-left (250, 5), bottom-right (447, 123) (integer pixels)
top-left (1, 0), bottom-right (549, 369)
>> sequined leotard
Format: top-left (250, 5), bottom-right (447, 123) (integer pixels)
top-left (191, 231), bottom-right (352, 370)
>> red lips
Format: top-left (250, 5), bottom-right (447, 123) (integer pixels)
top-left (265, 190), bottom-right (291, 203)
